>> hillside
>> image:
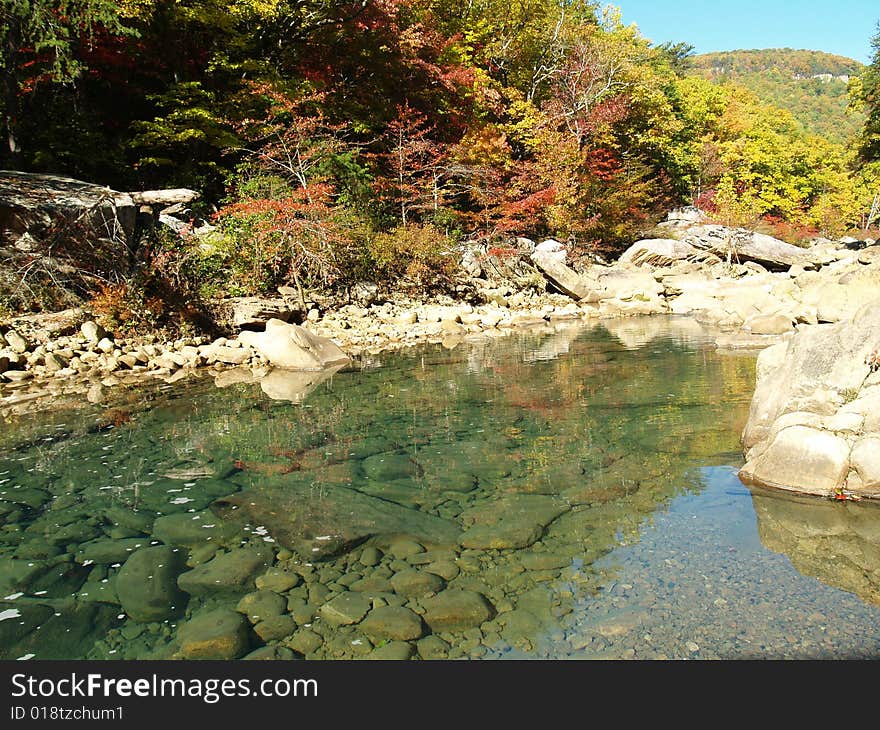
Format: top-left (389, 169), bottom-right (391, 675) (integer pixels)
top-left (690, 49), bottom-right (866, 143)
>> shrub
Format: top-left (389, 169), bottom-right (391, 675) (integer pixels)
top-left (369, 224), bottom-right (458, 294)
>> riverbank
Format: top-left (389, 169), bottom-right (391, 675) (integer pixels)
top-left (3, 215), bottom-right (878, 418)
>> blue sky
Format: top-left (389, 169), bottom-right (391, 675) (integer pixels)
top-left (611, 1), bottom-right (879, 63)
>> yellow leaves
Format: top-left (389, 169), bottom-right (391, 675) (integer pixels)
top-left (452, 125), bottom-right (511, 169)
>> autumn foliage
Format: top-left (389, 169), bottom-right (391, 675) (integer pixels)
top-left (2, 0), bottom-right (880, 316)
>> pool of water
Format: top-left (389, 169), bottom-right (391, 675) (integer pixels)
top-left (2, 315), bottom-right (880, 660)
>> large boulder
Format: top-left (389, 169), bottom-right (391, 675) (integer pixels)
top-left (529, 250), bottom-right (591, 299)
top-left (683, 224), bottom-right (814, 271)
top-left (239, 318), bottom-right (350, 370)
top-left (0, 171), bottom-right (136, 251)
top-left (0, 171), bottom-right (140, 311)
top-left (739, 299), bottom-right (880, 498)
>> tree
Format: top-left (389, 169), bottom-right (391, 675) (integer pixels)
top-left (1, 0), bottom-right (134, 159)
top-left (856, 24), bottom-right (880, 163)
top-left (376, 101), bottom-right (448, 226)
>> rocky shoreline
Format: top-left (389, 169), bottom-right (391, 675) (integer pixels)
top-left (3, 210), bottom-right (880, 495)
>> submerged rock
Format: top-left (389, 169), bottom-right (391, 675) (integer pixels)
top-left (177, 547), bottom-right (272, 597)
top-left (212, 481), bottom-right (461, 560)
top-left (360, 606), bottom-right (424, 641)
top-left (421, 589), bottom-right (494, 632)
top-left (115, 545), bottom-right (189, 623)
top-left (175, 608), bottom-right (251, 660)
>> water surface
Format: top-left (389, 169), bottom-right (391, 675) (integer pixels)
top-left (2, 316), bottom-right (880, 660)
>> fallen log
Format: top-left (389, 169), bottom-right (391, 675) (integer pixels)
top-left (129, 189), bottom-right (200, 206)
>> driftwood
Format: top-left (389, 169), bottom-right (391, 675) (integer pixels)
top-left (683, 225), bottom-right (813, 270)
top-left (618, 238), bottom-right (721, 267)
top-left (129, 189), bottom-right (199, 207)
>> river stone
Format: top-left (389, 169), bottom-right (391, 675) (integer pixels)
top-left (358, 547), bottom-right (383, 567)
top-left (0, 558), bottom-right (50, 595)
top-left (362, 452), bottom-right (424, 481)
top-left (176, 608), bottom-right (250, 660)
top-left (366, 641), bottom-right (414, 660)
top-left (287, 629), bottom-right (323, 655)
top-left (102, 506), bottom-right (154, 535)
top-left (519, 552), bottom-right (571, 571)
top-left (320, 591), bottom-right (371, 626)
top-left (459, 521), bottom-right (544, 550)
top-left (151, 510), bottom-right (240, 547)
top-left (500, 608), bottom-right (543, 642)
top-left (177, 547), bottom-right (272, 597)
top-left (349, 575), bottom-right (394, 594)
top-left (0, 603), bottom-right (54, 652)
top-left (389, 569), bottom-right (445, 597)
top-left (80, 321), bottom-right (106, 344)
top-left (235, 590), bottom-right (287, 623)
top-left (416, 635), bottom-right (450, 660)
top-left (386, 539), bottom-right (425, 559)
top-left (255, 568), bottom-right (301, 593)
top-left (4, 330), bottom-right (29, 353)
top-left (421, 589), bottom-right (494, 632)
top-left (115, 545), bottom-right (189, 622)
top-left (746, 313), bottom-right (794, 335)
top-left (360, 606), bottom-right (424, 641)
top-left (75, 537), bottom-right (149, 565)
top-left (423, 560), bottom-right (459, 581)
top-left (740, 425), bottom-right (851, 495)
top-left (77, 573), bottom-right (120, 604)
top-left (254, 615), bottom-right (298, 642)
top-left (6, 601), bottom-right (118, 660)
top-left (0, 487), bottom-right (50, 509)
top-left (212, 481), bottom-right (460, 560)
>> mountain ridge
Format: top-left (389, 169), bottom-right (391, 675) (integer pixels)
top-left (688, 48), bottom-right (865, 142)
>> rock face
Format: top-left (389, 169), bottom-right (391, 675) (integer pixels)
top-left (0, 171), bottom-right (136, 249)
top-left (0, 172), bottom-right (137, 306)
top-left (739, 299), bottom-right (880, 498)
top-left (239, 318), bottom-right (350, 370)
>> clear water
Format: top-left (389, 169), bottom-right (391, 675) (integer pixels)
top-left (2, 315), bottom-right (880, 660)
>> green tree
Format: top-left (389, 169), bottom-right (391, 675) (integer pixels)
top-left (1, 0), bottom-right (134, 160)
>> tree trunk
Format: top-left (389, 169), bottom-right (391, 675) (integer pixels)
top-left (3, 16), bottom-right (22, 164)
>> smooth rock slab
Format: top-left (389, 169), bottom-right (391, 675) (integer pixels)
top-left (360, 606), bottom-right (424, 641)
top-left (740, 425), bottom-right (851, 495)
top-left (389, 569), bottom-right (445, 597)
top-left (239, 318), bottom-right (350, 370)
top-left (176, 608), bottom-right (250, 660)
top-left (421, 589), bottom-right (494, 632)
